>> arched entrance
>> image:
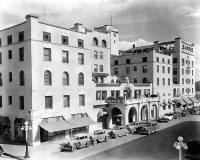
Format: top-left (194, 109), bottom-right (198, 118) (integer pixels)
top-left (141, 105), bottom-right (148, 121)
top-left (112, 107), bottom-right (122, 126)
top-left (97, 108), bottom-right (109, 129)
top-left (128, 107), bottom-right (137, 123)
top-left (150, 104), bottom-right (158, 120)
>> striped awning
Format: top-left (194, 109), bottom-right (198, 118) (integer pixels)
top-left (189, 97), bottom-right (200, 103)
top-left (182, 97), bottom-right (193, 105)
top-left (173, 99), bottom-right (187, 105)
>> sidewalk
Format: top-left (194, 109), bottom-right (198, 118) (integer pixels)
top-left (1, 115), bottom-right (200, 160)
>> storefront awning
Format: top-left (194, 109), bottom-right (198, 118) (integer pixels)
top-left (189, 97), bottom-right (200, 103)
top-left (39, 118), bottom-right (72, 133)
top-left (173, 99), bottom-right (186, 105)
top-left (68, 117), bottom-right (98, 128)
top-left (182, 97), bottom-right (193, 105)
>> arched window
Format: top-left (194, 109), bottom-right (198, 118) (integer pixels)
top-left (102, 40), bottom-right (107, 48)
top-left (143, 77), bottom-right (148, 83)
top-left (93, 37), bottom-right (98, 46)
top-left (157, 78), bottom-right (159, 86)
top-left (163, 78), bottom-right (165, 86)
top-left (44, 70), bottom-right (51, 85)
top-left (168, 78), bottom-right (170, 86)
top-left (78, 72), bottom-right (84, 85)
top-left (63, 72), bottom-right (69, 85)
top-left (19, 71), bottom-right (25, 86)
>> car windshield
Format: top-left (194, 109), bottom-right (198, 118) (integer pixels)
top-left (73, 136), bottom-right (79, 140)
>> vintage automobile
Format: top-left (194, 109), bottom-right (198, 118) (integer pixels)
top-left (0, 145), bottom-right (4, 156)
top-left (173, 111), bottom-right (182, 119)
top-left (138, 121), bottom-right (159, 135)
top-left (125, 122), bottom-right (145, 134)
top-left (61, 133), bottom-right (94, 152)
top-left (92, 130), bottom-right (110, 143)
top-left (188, 107), bottom-right (200, 115)
top-left (108, 126), bottom-right (129, 139)
top-left (185, 139), bottom-right (200, 159)
top-left (163, 113), bottom-right (174, 120)
top-left (157, 116), bottom-right (169, 123)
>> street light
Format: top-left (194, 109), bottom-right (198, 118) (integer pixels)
top-left (174, 136), bottom-right (188, 160)
top-left (21, 121), bottom-right (32, 158)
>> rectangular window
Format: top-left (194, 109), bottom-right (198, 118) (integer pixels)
top-left (143, 65), bottom-right (147, 73)
top-left (99, 65), bottom-right (103, 72)
top-left (173, 58), bottom-right (177, 63)
top-left (18, 31), bottom-right (24, 42)
top-left (162, 58), bottom-right (165, 63)
top-left (126, 67), bottom-right (130, 74)
top-left (0, 52), bottom-right (2, 64)
top-left (156, 57), bottom-right (159, 62)
top-left (96, 91), bottom-right (101, 100)
top-left (114, 68), bottom-right (118, 75)
top-left (134, 66), bottom-right (137, 71)
top-left (182, 88), bottom-right (184, 94)
top-left (78, 39), bottom-right (84, 48)
top-left (61, 36), bottom-right (68, 45)
top-left (8, 50), bottom-right (12, 59)
top-left (173, 68), bottom-right (177, 75)
top-left (157, 65), bottom-right (159, 73)
top-left (0, 74), bottom-right (2, 86)
top-left (116, 90), bottom-right (120, 98)
top-left (0, 96), bottom-right (2, 108)
top-left (45, 96), bottom-right (53, 109)
top-left (168, 59), bottom-right (170, 64)
top-left (99, 52), bottom-right (103, 59)
top-left (142, 57), bottom-right (147, 62)
top-left (94, 64), bottom-right (98, 72)
top-left (102, 91), bottom-right (107, 100)
top-left (162, 66), bottom-right (165, 73)
top-left (79, 94), bottom-right (85, 106)
top-left (7, 35), bottom-right (12, 45)
top-left (111, 90), bottom-right (115, 97)
top-left (182, 58), bottom-right (184, 66)
top-left (43, 32), bottom-right (51, 42)
top-left (19, 47), bottom-right (24, 61)
top-left (182, 78), bottom-right (184, 84)
top-left (9, 72), bottom-right (12, 82)
top-left (114, 60), bottom-right (118, 65)
top-left (8, 96), bottom-right (12, 105)
top-left (63, 95), bottom-right (70, 107)
top-left (62, 50), bottom-right (69, 63)
top-left (19, 96), bottom-right (24, 110)
top-left (0, 38), bottom-right (1, 47)
top-left (43, 48), bottom-right (51, 61)
top-left (126, 59), bottom-right (130, 64)
top-left (168, 67), bottom-right (170, 74)
top-left (78, 53), bottom-right (84, 65)
top-left (94, 51), bottom-right (98, 59)
top-left (134, 78), bottom-right (137, 83)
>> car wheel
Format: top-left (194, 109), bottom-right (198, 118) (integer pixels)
top-left (77, 142), bottom-right (81, 149)
top-left (93, 140), bottom-right (97, 146)
top-left (105, 136), bottom-right (109, 142)
top-left (86, 142), bottom-right (90, 147)
top-left (72, 146), bottom-right (75, 152)
top-left (148, 129), bottom-right (151, 135)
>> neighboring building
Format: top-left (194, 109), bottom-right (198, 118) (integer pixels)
top-left (111, 37), bottom-right (197, 115)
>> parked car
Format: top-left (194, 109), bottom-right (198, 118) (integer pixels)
top-left (92, 130), bottom-right (110, 143)
top-left (173, 111), bottom-right (182, 119)
top-left (163, 113), bottom-right (174, 120)
top-left (185, 139), bottom-right (200, 159)
top-left (138, 121), bottom-right (159, 135)
top-left (108, 126), bottom-right (129, 139)
top-left (0, 145), bottom-right (4, 156)
top-left (188, 107), bottom-right (200, 115)
top-left (61, 133), bottom-right (93, 152)
top-left (181, 110), bottom-right (190, 117)
top-left (157, 116), bottom-right (169, 123)
top-left (125, 121), bottom-right (145, 134)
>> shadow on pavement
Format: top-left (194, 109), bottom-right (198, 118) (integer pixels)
top-left (3, 153), bottom-right (25, 160)
top-left (0, 136), bottom-right (24, 146)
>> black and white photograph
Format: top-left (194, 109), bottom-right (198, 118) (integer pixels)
top-left (0, 0), bottom-right (200, 160)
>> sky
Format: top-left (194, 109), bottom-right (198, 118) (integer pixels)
top-left (0, 0), bottom-right (200, 80)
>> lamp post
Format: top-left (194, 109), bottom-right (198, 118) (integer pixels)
top-left (21, 121), bottom-right (31, 158)
top-left (174, 136), bottom-right (188, 160)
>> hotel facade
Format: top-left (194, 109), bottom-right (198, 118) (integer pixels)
top-left (0, 15), bottom-right (198, 146)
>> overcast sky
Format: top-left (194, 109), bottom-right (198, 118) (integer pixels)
top-left (0, 0), bottom-right (200, 80)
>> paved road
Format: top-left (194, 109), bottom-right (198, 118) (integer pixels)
top-left (83, 121), bottom-right (200, 160)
